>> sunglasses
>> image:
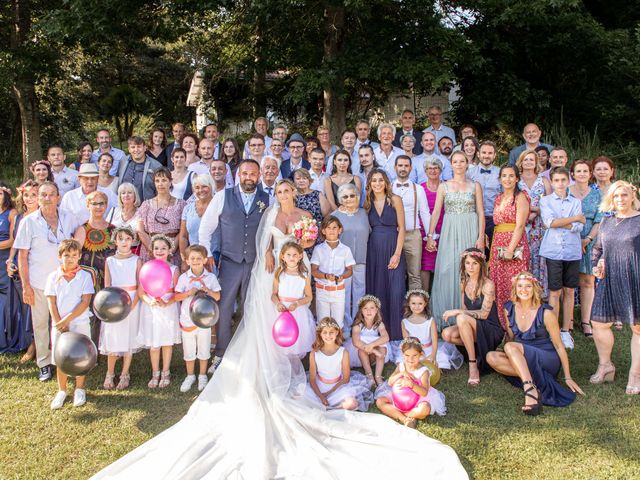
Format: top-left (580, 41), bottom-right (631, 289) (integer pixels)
top-left (341, 194), bottom-right (356, 199)
top-left (90, 201), bottom-right (106, 207)
top-left (154, 209), bottom-right (170, 225)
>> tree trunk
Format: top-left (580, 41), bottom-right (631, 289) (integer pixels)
top-left (11, 0), bottom-right (42, 179)
top-left (253, 21), bottom-right (267, 118)
top-left (323, 4), bottom-right (346, 143)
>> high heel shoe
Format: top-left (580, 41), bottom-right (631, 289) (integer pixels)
top-left (581, 322), bottom-right (593, 337)
top-left (589, 364), bottom-right (615, 384)
top-left (522, 380), bottom-right (543, 416)
top-left (467, 359), bottom-right (480, 386)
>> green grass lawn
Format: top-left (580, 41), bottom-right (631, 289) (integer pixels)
top-left (1, 328), bottom-right (639, 480)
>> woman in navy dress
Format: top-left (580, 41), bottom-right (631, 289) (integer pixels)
top-left (487, 273), bottom-right (583, 415)
top-left (0, 182), bottom-right (20, 353)
top-left (364, 169), bottom-right (406, 340)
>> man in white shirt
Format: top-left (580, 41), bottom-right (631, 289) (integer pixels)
top-left (91, 128), bottom-right (126, 176)
top-left (393, 155), bottom-right (431, 290)
top-left (48, 145), bottom-right (79, 197)
top-left (423, 106), bottom-right (457, 153)
top-left (373, 123), bottom-right (404, 181)
top-left (411, 132), bottom-right (452, 183)
top-left (188, 138), bottom-right (216, 175)
top-left (13, 182), bottom-right (80, 381)
top-left (60, 164), bottom-right (118, 225)
top-left (308, 148), bottom-right (329, 192)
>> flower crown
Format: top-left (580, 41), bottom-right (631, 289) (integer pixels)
top-left (405, 288), bottom-right (430, 300)
top-left (150, 233), bottom-right (175, 252)
top-left (358, 294), bottom-right (381, 309)
top-left (316, 317), bottom-right (340, 331)
top-left (511, 272), bottom-right (540, 285)
top-left (460, 249), bottom-right (485, 261)
top-left (400, 336), bottom-right (423, 350)
top-left (111, 226), bottom-right (137, 243)
top-left (30, 159), bottom-right (51, 171)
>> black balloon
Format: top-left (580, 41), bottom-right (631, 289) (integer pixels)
top-left (189, 294), bottom-right (220, 328)
top-left (93, 287), bottom-right (132, 323)
top-left (54, 331), bottom-right (98, 376)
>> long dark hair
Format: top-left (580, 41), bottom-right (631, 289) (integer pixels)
top-left (221, 138), bottom-right (241, 167)
top-left (498, 164), bottom-right (522, 205)
top-left (0, 182), bottom-right (15, 211)
top-left (331, 149), bottom-right (353, 175)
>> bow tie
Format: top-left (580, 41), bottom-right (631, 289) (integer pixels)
top-left (396, 183), bottom-right (409, 188)
top-left (480, 168), bottom-right (492, 174)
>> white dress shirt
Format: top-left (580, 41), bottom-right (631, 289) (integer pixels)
top-left (59, 186), bottom-right (118, 226)
top-left (310, 170), bottom-right (329, 193)
top-left (373, 145), bottom-right (404, 181)
top-left (392, 179), bottom-right (431, 231)
top-left (310, 241), bottom-right (356, 287)
top-left (53, 166), bottom-right (80, 197)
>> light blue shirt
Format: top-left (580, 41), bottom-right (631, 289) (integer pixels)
top-left (373, 145), bottom-right (404, 181)
top-left (423, 124), bottom-right (457, 153)
top-left (240, 191), bottom-right (256, 213)
top-left (539, 191), bottom-right (584, 261)
top-left (410, 153), bottom-right (453, 184)
top-left (91, 147), bottom-right (127, 176)
top-left (468, 164), bottom-right (502, 216)
top-left (182, 201), bottom-right (218, 254)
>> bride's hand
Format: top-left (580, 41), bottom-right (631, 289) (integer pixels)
top-left (300, 238), bottom-right (314, 249)
top-left (387, 253), bottom-right (400, 269)
top-left (265, 251), bottom-right (275, 273)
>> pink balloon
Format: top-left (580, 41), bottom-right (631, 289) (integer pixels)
top-left (139, 259), bottom-right (173, 298)
top-left (391, 382), bottom-right (420, 412)
top-left (272, 311), bottom-right (299, 347)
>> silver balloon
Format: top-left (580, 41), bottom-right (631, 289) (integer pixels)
top-left (93, 287), bottom-right (132, 323)
top-left (54, 331), bottom-right (97, 376)
top-left (189, 294), bottom-right (220, 328)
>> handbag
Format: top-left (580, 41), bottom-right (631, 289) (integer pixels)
top-left (497, 246), bottom-right (523, 260)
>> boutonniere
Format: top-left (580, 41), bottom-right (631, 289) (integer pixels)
top-left (257, 201), bottom-right (266, 212)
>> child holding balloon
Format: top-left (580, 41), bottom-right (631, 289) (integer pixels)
top-left (45, 240), bottom-right (95, 410)
top-left (271, 242), bottom-right (315, 357)
top-left (391, 289), bottom-right (464, 370)
top-left (138, 234), bottom-right (181, 389)
top-left (304, 317), bottom-right (373, 410)
top-left (345, 295), bottom-right (390, 387)
top-left (375, 337), bottom-right (446, 428)
top-left (100, 227), bottom-right (142, 391)
top-left (174, 245), bottom-right (221, 393)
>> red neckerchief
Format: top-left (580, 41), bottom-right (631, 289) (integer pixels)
top-left (58, 266), bottom-right (81, 283)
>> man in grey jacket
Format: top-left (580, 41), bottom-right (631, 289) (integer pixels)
top-left (117, 136), bottom-right (162, 201)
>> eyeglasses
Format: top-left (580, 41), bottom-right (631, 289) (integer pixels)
top-left (249, 143), bottom-right (264, 148)
top-left (341, 194), bottom-right (356, 199)
top-left (289, 145), bottom-right (304, 149)
top-left (90, 201), bottom-right (106, 207)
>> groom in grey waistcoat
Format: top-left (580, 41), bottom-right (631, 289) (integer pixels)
top-left (199, 160), bottom-right (269, 367)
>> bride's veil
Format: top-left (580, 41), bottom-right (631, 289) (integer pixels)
top-left (93, 203), bottom-right (468, 479)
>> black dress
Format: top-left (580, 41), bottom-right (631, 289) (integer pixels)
top-left (463, 291), bottom-right (504, 373)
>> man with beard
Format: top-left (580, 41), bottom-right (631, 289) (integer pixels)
top-left (411, 132), bottom-right (452, 183)
top-left (91, 129), bottom-right (126, 176)
top-left (468, 141), bottom-right (502, 252)
top-left (48, 145), bottom-right (79, 197)
top-left (198, 160), bottom-right (269, 371)
top-left (508, 123), bottom-right (553, 166)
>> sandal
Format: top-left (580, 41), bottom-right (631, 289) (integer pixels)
top-left (148, 371), bottom-right (161, 389)
top-left (522, 380), bottom-right (543, 416)
top-left (19, 343), bottom-right (36, 364)
top-left (614, 321), bottom-right (623, 331)
top-left (581, 322), bottom-right (593, 337)
top-left (159, 371), bottom-right (171, 389)
top-left (103, 373), bottom-right (116, 390)
top-left (467, 359), bottom-right (480, 386)
top-left (116, 373), bottom-right (130, 390)
top-left (375, 376), bottom-right (385, 387)
top-left (589, 363), bottom-right (615, 384)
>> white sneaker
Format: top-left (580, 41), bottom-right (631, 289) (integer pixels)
top-left (73, 389), bottom-right (86, 407)
top-left (560, 330), bottom-right (574, 350)
top-left (50, 391), bottom-right (67, 410)
top-left (180, 375), bottom-right (196, 392)
top-left (197, 375), bottom-right (208, 391)
top-left (207, 356), bottom-right (223, 375)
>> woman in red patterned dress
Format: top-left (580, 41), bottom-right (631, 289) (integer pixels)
top-left (489, 165), bottom-right (531, 328)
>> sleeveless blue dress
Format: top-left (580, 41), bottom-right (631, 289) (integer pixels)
top-left (0, 211), bottom-right (31, 353)
top-left (365, 201), bottom-right (406, 340)
top-left (504, 301), bottom-right (576, 407)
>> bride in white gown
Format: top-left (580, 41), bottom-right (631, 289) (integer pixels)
top-left (93, 181), bottom-right (468, 479)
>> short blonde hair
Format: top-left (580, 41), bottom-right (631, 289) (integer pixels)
top-left (600, 180), bottom-right (640, 213)
top-left (86, 190), bottom-right (108, 207)
top-left (515, 149), bottom-right (541, 174)
top-left (117, 182), bottom-right (141, 208)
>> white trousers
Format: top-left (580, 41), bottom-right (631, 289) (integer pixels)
top-left (181, 327), bottom-right (212, 361)
top-left (315, 288), bottom-right (347, 328)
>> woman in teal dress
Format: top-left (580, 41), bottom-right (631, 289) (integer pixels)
top-left (426, 152), bottom-right (485, 328)
top-left (570, 160), bottom-right (602, 337)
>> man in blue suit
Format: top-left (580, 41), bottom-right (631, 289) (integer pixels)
top-left (393, 110), bottom-right (423, 155)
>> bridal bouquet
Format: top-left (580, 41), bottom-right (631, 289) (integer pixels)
top-left (292, 217), bottom-right (318, 242)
